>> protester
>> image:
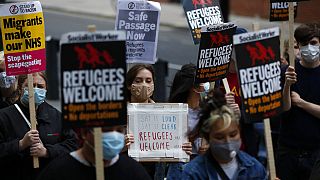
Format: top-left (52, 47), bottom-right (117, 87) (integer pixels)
top-left (0, 51), bottom-right (18, 108)
top-left (278, 23), bottom-right (320, 180)
top-left (126, 64), bottom-right (155, 104)
top-left (166, 63), bottom-right (208, 179)
top-left (37, 125), bottom-right (150, 180)
top-left (124, 64), bottom-right (158, 179)
top-left (0, 72), bottom-right (78, 180)
top-left (182, 89), bottom-right (267, 179)
top-left (125, 64), bottom-right (193, 179)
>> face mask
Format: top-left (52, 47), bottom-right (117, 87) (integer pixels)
top-left (102, 131), bottom-right (125, 160)
top-left (131, 83), bottom-right (154, 102)
top-left (194, 83), bottom-right (210, 100)
top-left (21, 88), bottom-right (47, 106)
top-left (300, 44), bottom-right (320, 63)
top-left (0, 72), bottom-right (16, 88)
top-left (203, 82), bottom-right (210, 92)
top-left (210, 140), bottom-right (241, 162)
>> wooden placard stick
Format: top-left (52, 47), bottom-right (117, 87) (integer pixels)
top-left (94, 127), bottom-right (104, 180)
top-left (288, 2), bottom-right (295, 67)
top-left (280, 22), bottom-right (286, 60)
top-left (87, 24), bottom-right (105, 180)
top-left (252, 22), bottom-right (277, 180)
top-left (264, 118), bottom-right (277, 180)
top-left (28, 74), bottom-right (39, 168)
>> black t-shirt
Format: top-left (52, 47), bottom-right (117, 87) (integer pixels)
top-left (36, 153), bottom-right (152, 180)
top-left (279, 61), bottom-right (320, 150)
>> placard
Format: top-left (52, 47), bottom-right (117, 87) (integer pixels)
top-left (233, 27), bottom-right (282, 121)
top-left (128, 103), bottom-right (189, 162)
top-left (182, 0), bottom-right (224, 44)
top-left (60, 31), bottom-right (127, 127)
top-left (195, 23), bottom-right (236, 83)
top-left (115, 0), bottom-right (161, 64)
top-left (270, 1), bottom-right (297, 21)
top-left (0, 1), bottom-right (46, 76)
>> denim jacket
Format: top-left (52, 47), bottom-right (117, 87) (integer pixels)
top-left (182, 151), bottom-right (267, 180)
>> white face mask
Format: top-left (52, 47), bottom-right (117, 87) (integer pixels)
top-left (300, 44), bottom-right (320, 63)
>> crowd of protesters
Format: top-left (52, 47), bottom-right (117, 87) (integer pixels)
top-left (0, 20), bottom-right (319, 180)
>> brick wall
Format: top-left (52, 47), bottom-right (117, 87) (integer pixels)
top-left (230, 0), bottom-right (320, 23)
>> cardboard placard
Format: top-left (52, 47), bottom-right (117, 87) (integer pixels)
top-left (233, 27), bottom-right (282, 121)
top-left (269, 1), bottom-right (297, 21)
top-left (195, 23), bottom-right (236, 83)
top-left (182, 0), bottom-right (224, 44)
top-left (0, 1), bottom-right (46, 76)
top-left (128, 103), bottom-right (189, 162)
top-left (115, 0), bottom-right (161, 64)
top-left (60, 31), bottom-right (127, 128)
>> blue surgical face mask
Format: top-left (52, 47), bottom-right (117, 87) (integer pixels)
top-left (21, 88), bottom-right (47, 106)
top-left (102, 131), bottom-right (124, 160)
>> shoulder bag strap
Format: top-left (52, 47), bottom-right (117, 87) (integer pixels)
top-left (208, 151), bottom-right (230, 180)
top-left (14, 104), bottom-right (31, 129)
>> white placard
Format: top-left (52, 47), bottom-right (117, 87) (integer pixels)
top-left (128, 103), bottom-right (189, 162)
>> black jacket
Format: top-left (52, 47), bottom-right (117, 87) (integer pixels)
top-left (0, 101), bottom-right (78, 180)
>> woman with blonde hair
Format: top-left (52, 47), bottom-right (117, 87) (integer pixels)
top-left (183, 89), bottom-right (266, 180)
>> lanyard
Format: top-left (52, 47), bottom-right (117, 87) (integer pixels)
top-left (14, 104), bottom-right (31, 129)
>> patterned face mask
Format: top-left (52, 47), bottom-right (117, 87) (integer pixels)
top-left (130, 83), bottom-right (154, 102)
top-left (300, 44), bottom-right (319, 63)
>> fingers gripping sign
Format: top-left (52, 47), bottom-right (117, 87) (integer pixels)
top-left (285, 66), bottom-right (297, 87)
top-left (19, 130), bottom-right (39, 151)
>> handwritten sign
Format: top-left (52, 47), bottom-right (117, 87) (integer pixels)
top-left (270, 0), bottom-right (297, 21)
top-left (182, 0), bottom-right (223, 44)
top-left (0, 1), bottom-right (46, 76)
top-left (115, 0), bottom-right (161, 64)
top-left (195, 23), bottom-right (236, 83)
top-left (128, 103), bottom-right (189, 162)
top-left (233, 27), bottom-right (282, 121)
top-left (60, 31), bottom-right (127, 127)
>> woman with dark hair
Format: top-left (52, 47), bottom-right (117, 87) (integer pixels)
top-left (169, 63), bottom-right (209, 133)
top-left (166, 63), bottom-right (209, 179)
top-left (182, 89), bottom-right (267, 180)
top-left (126, 64), bottom-right (155, 103)
top-left (0, 72), bottom-right (78, 180)
top-left (125, 64), bottom-right (192, 179)
top-left (125, 64), bottom-right (158, 179)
